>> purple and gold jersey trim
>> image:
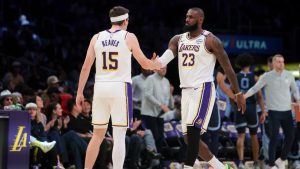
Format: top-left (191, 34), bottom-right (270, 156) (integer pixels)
top-left (92, 122), bottom-right (109, 126)
top-left (192, 82), bottom-right (213, 130)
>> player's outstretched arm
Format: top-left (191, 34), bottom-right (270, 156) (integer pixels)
top-left (158, 35), bottom-right (180, 66)
top-left (126, 32), bottom-right (161, 70)
top-left (76, 34), bottom-right (97, 108)
top-left (207, 34), bottom-right (246, 113)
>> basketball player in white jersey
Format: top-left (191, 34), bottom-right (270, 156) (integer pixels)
top-left (75, 6), bottom-right (162, 169)
top-left (158, 7), bottom-right (246, 169)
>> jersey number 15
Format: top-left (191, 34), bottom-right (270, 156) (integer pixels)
top-left (102, 52), bottom-right (118, 70)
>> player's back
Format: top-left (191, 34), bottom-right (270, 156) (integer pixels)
top-left (237, 72), bottom-right (256, 103)
top-left (94, 29), bottom-right (132, 83)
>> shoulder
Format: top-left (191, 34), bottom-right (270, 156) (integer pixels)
top-left (90, 33), bottom-right (99, 45)
top-left (286, 71), bottom-right (295, 79)
top-left (261, 71), bottom-right (272, 79)
top-left (163, 77), bottom-right (170, 83)
top-left (205, 32), bottom-right (221, 45)
top-left (283, 70), bottom-right (293, 76)
top-left (172, 34), bottom-right (182, 40)
top-left (125, 32), bottom-right (136, 40)
top-left (125, 32), bottom-right (139, 47)
top-left (92, 33), bottom-right (99, 39)
top-left (170, 34), bottom-right (182, 44)
top-left (204, 32), bottom-right (223, 52)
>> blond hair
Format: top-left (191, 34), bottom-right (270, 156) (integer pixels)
top-left (272, 54), bottom-right (284, 63)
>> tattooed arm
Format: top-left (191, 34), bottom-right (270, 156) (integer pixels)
top-left (206, 34), bottom-right (246, 112)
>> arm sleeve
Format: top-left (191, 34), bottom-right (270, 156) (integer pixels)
top-left (246, 73), bottom-right (267, 98)
top-left (158, 49), bottom-right (175, 67)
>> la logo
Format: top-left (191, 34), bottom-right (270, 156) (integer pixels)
top-left (10, 126), bottom-right (27, 152)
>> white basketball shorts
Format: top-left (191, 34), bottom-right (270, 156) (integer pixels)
top-left (181, 82), bottom-right (216, 134)
top-left (92, 81), bottom-right (133, 129)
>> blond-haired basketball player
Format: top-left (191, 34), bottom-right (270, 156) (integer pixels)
top-left (76, 6), bottom-right (162, 169)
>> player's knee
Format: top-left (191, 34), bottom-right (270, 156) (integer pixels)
top-left (237, 127), bottom-right (246, 135)
top-left (113, 127), bottom-right (127, 140)
top-left (93, 128), bottom-right (107, 137)
top-left (249, 128), bottom-right (258, 135)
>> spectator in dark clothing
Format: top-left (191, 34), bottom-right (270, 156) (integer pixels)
top-left (45, 101), bottom-right (86, 169)
top-left (79, 99), bottom-right (93, 133)
top-left (67, 99), bottom-right (111, 169)
top-left (126, 109), bottom-right (161, 169)
top-left (44, 102), bottom-right (69, 168)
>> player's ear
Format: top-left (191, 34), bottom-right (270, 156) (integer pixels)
top-left (199, 16), bottom-right (204, 23)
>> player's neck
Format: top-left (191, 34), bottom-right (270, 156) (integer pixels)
top-left (188, 28), bottom-right (203, 38)
top-left (241, 67), bottom-right (250, 73)
top-left (110, 25), bottom-right (123, 31)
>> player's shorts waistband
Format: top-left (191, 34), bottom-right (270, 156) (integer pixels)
top-left (181, 82), bottom-right (214, 90)
top-left (94, 79), bottom-right (132, 84)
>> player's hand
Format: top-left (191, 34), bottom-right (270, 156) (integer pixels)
top-left (151, 52), bottom-right (157, 60)
top-left (235, 93), bottom-right (246, 114)
top-left (136, 130), bottom-right (145, 137)
top-left (160, 104), bottom-right (170, 113)
top-left (151, 52), bottom-right (162, 70)
top-left (76, 94), bottom-right (84, 110)
top-left (85, 133), bottom-right (93, 138)
top-left (63, 115), bottom-right (70, 125)
top-left (259, 111), bottom-right (268, 124)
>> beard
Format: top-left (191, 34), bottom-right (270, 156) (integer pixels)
top-left (183, 23), bottom-right (198, 32)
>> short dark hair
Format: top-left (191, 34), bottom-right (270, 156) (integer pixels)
top-left (84, 99), bottom-right (92, 105)
top-left (67, 99), bottom-right (76, 113)
top-left (109, 6), bottom-right (129, 25)
top-left (190, 7), bottom-right (204, 18)
top-left (235, 53), bottom-right (253, 68)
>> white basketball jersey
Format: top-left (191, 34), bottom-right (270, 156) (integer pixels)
top-left (178, 30), bottom-right (216, 88)
top-left (94, 30), bottom-right (132, 83)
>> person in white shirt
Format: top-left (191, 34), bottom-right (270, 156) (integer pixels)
top-left (132, 68), bottom-right (152, 111)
